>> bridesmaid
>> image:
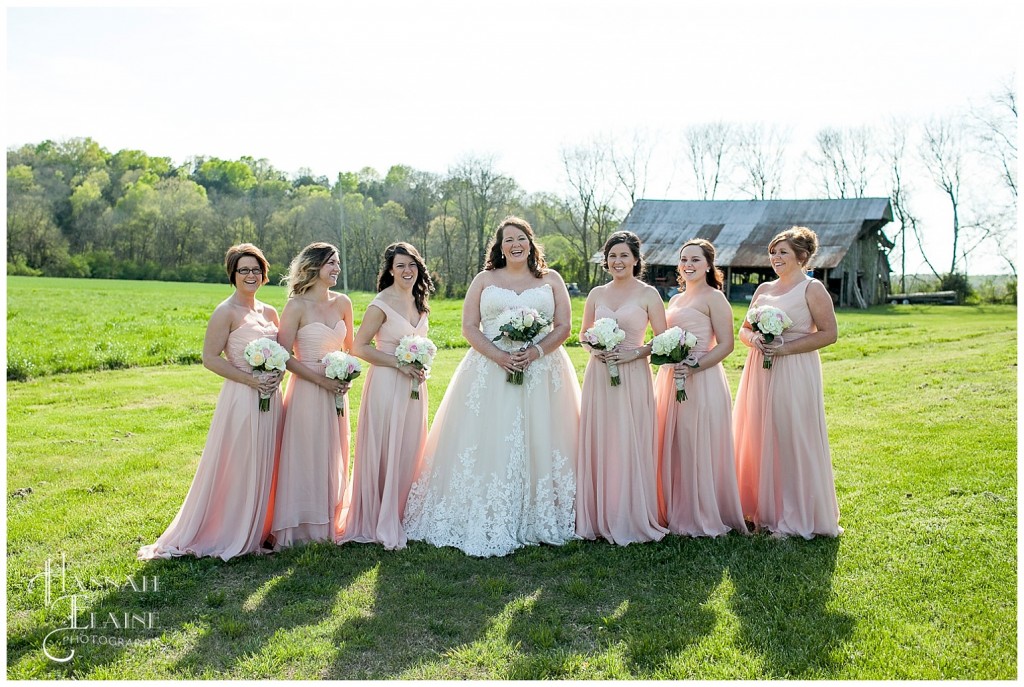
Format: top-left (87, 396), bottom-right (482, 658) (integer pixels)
top-left (655, 239), bottom-right (747, 537)
top-left (271, 242), bottom-right (355, 548)
top-left (139, 244), bottom-right (283, 560)
top-left (577, 230), bottom-right (669, 545)
top-left (733, 226), bottom-right (842, 538)
top-left (338, 242), bottom-right (434, 550)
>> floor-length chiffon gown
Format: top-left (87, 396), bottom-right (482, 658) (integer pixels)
top-left (733, 278), bottom-right (842, 538)
top-left (654, 303), bottom-right (746, 537)
top-left (402, 284), bottom-right (580, 557)
top-left (338, 298), bottom-right (429, 550)
top-left (576, 304), bottom-right (667, 545)
top-left (271, 320), bottom-right (350, 547)
top-left (138, 320), bottom-right (283, 561)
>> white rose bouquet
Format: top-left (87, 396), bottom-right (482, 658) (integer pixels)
top-left (492, 306), bottom-right (552, 385)
top-left (746, 305), bottom-right (793, 369)
top-left (581, 317), bottom-right (627, 386)
top-left (395, 334), bottom-right (437, 400)
top-left (323, 351), bottom-right (362, 416)
top-left (650, 326), bottom-right (700, 402)
top-left (243, 337), bottom-right (289, 411)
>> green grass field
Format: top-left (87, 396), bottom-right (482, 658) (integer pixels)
top-left (5, 277), bottom-right (1017, 679)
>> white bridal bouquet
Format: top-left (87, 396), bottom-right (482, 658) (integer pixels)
top-left (323, 351), bottom-right (362, 416)
top-left (492, 306), bottom-right (552, 385)
top-left (243, 337), bottom-right (289, 411)
top-left (650, 326), bottom-right (700, 402)
top-left (581, 317), bottom-right (627, 386)
top-left (746, 305), bottom-right (793, 369)
top-left (395, 334), bottom-right (437, 400)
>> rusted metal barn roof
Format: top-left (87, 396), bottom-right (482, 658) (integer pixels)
top-left (609, 198), bottom-right (893, 269)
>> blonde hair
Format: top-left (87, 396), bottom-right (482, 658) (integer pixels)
top-left (283, 242), bottom-right (339, 297)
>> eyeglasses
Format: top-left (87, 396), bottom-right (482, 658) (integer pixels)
top-left (236, 267), bottom-right (263, 276)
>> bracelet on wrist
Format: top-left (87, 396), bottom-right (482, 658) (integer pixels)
top-left (533, 342), bottom-right (545, 359)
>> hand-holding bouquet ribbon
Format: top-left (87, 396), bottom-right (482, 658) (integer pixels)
top-left (581, 318), bottom-right (627, 386)
top-left (746, 305), bottom-right (793, 369)
top-left (650, 326), bottom-right (700, 401)
top-left (323, 351), bottom-right (361, 415)
top-left (395, 335), bottom-right (437, 399)
top-left (492, 306), bottom-right (551, 385)
top-left (243, 337), bottom-right (289, 411)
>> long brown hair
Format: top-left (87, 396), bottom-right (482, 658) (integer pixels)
top-left (678, 238), bottom-right (724, 290)
top-left (483, 215), bottom-right (547, 278)
top-left (376, 242), bottom-right (434, 314)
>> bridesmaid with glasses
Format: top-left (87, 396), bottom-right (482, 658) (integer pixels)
top-left (139, 244), bottom-right (284, 561)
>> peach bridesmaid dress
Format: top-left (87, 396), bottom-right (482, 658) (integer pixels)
top-left (654, 303), bottom-right (746, 537)
top-left (576, 304), bottom-right (667, 545)
top-left (271, 320), bottom-right (350, 547)
top-left (338, 298), bottom-right (429, 550)
top-left (733, 278), bottom-right (842, 538)
top-left (138, 320), bottom-right (283, 561)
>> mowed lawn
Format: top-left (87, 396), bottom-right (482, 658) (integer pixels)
top-left (5, 277), bottom-right (1017, 679)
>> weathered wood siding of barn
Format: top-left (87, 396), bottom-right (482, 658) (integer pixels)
top-left (614, 198), bottom-right (894, 307)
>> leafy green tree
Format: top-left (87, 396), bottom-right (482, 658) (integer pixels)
top-left (192, 158), bottom-right (257, 196)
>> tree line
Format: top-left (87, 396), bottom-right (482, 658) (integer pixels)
top-left (7, 77), bottom-right (1015, 298)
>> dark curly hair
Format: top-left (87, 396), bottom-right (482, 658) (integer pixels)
top-left (484, 216), bottom-right (547, 278)
top-left (376, 242), bottom-right (435, 314)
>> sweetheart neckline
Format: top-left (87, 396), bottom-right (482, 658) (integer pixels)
top-left (297, 320), bottom-right (346, 333)
top-left (596, 302), bottom-right (645, 314)
top-left (483, 283), bottom-right (552, 297)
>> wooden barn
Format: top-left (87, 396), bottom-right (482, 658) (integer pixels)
top-left (616, 198), bottom-right (894, 308)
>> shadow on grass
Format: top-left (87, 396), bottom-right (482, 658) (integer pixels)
top-left (729, 534), bottom-right (852, 677)
top-left (10, 533), bottom-right (852, 679)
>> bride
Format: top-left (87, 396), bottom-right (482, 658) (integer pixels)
top-left (403, 216), bottom-right (581, 557)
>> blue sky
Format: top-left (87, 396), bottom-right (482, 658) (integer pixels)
top-left (5, 0), bottom-right (1020, 274)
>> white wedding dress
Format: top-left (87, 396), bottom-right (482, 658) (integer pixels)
top-left (402, 283), bottom-right (581, 557)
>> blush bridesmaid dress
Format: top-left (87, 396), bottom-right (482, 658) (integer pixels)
top-left (338, 298), bottom-right (429, 550)
top-left (271, 320), bottom-right (350, 547)
top-left (138, 320), bottom-right (283, 561)
top-left (654, 302), bottom-right (746, 537)
top-left (576, 303), bottom-right (667, 545)
top-left (733, 278), bottom-right (842, 538)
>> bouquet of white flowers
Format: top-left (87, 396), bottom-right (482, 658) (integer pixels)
top-left (746, 305), bottom-right (793, 369)
top-left (492, 306), bottom-right (552, 385)
top-left (395, 334), bottom-right (437, 400)
top-left (650, 326), bottom-right (700, 401)
top-left (243, 337), bottom-right (289, 411)
top-left (323, 351), bottom-right (362, 416)
top-left (581, 317), bottom-right (627, 386)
